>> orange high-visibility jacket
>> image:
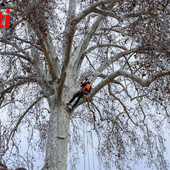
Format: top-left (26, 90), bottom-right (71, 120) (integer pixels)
top-left (84, 83), bottom-right (91, 91)
top-left (80, 82), bottom-right (91, 94)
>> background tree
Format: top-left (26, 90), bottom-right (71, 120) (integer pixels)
top-left (0, 0), bottom-right (169, 169)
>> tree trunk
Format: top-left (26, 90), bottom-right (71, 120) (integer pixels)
top-left (43, 97), bottom-right (70, 170)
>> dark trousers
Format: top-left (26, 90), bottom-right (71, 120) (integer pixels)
top-left (68, 91), bottom-right (84, 108)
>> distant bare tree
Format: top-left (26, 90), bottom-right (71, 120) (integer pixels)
top-left (0, 0), bottom-right (169, 170)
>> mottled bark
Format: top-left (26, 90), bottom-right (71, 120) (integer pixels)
top-left (43, 97), bottom-right (70, 170)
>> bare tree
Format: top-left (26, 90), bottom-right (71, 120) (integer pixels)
top-left (0, 0), bottom-right (169, 170)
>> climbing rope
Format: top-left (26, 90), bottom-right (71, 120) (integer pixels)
top-left (87, 125), bottom-right (90, 170)
top-left (87, 98), bottom-right (95, 170)
top-left (83, 114), bottom-right (86, 170)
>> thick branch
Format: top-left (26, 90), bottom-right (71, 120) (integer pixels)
top-left (58, 0), bottom-right (77, 98)
top-left (90, 69), bottom-right (170, 99)
top-left (93, 8), bottom-right (123, 21)
top-left (73, 16), bottom-right (104, 72)
top-left (73, 0), bottom-right (111, 24)
top-left (74, 3), bottom-right (153, 25)
top-left (124, 10), bottom-right (152, 18)
top-left (118, 70), bottom-right (170, 87)
top-left (92, 47), bottom-right (141, 83)
top-left (85, 43), bottom-right (127, 54)
top-left (27, 13), bottom-right (61, 83)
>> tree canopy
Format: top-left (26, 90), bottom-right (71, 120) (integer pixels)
top-left (0, 0), bottom-right (169, 169)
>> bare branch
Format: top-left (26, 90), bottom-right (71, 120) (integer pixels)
top-left (124, 10), bottom-right (152, 18)
top-left (0, 75), bottom-right (37, 102)
top-left (108, 84), bottom-right (137, 126)
top-left (118, 69), bottom-right (170, 87)
top-left (85, 55), bottom-right (96, 71)
top-left (0, 4), bottom-right (15, 10)
top-left (12, 36), bottom-right (42, 51)
top-left (2, 96), bottom-right (44, 157)
top-left (91, 101), bottom-right (104, 121)
top-left (58, 0), bottom-right (77, 98)
top-left (90, 69), bottom-right (170, 99)
top-left (0, 39), bottom-right (30, 60)
top-left (85, 43), bottom-right (127, 54)
top-left (73, 16), bottom-right (104, 71)
top-left (0, 51), bottom-right (31, 62)
top-left (92, 47), bottom-right (140, 82)
top-left (0, 101), bottom-right (14, 109)
top-left (73, 0), bottom-right (112, 24)
top-left (93, 8), bottom-right (123, 21)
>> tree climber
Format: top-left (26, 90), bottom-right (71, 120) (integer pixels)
top-left (67, 80), bottom-right (91, 109)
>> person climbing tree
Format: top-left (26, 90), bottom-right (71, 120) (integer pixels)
top-left (67, 80), bottom-right (91, 109)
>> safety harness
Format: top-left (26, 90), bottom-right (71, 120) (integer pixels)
top-left (80, 83), bottom-right (91, 98)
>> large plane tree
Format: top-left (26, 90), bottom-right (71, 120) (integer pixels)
top-left (0, 0), bottom-right (169, 169)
